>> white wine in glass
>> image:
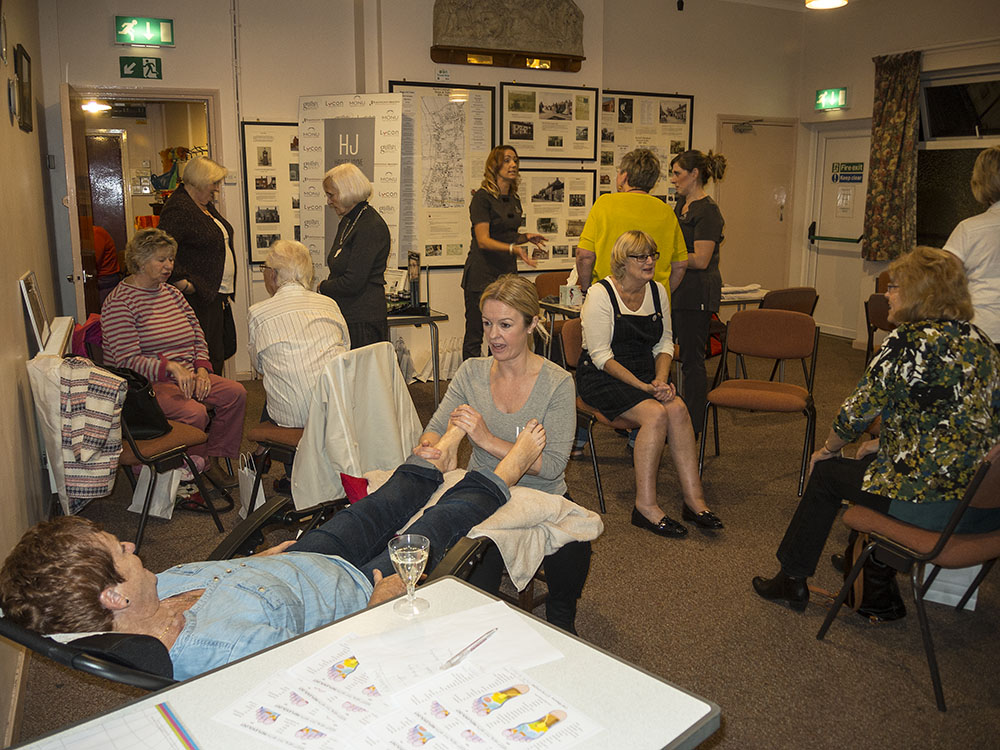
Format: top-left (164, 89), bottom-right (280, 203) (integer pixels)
top-left (388, 534), bottom-right (430, 617)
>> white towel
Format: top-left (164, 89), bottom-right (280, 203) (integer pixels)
top-left (365, 468), bottom-right (604, 590)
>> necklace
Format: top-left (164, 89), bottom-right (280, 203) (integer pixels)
top-left (333, 204), bottom-right (368, 258)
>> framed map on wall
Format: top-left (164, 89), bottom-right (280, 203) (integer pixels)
top-left (500, 82), bottom-right (598, 161)
top-left (517, 168), bottom-right (596, 271)
top-left (600, 90), bottom-right (694, 205)
top-left (388, 80), bottom-right (496, 268)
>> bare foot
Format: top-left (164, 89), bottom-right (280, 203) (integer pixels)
top-left (493, 419), bottom-right (546, 487)
top-left (423, 423), bottom-right (465, 473)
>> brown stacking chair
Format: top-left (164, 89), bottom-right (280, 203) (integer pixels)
top-left (758, 287), bottom-right (819, 381)
top-left (560, 317), bottom-right (625, 514)
top-left (699, 308), bottom-right (819, 495)
top-left (817, 443), bottom-right (1000, 711)
top-left (864, 292), bottom-right (896, 362)
top-left (118, 420), bottom-right (233, 550)
top-left (534, 270), bottom-right (571, 367)
top-left (244, 423), bottom-right (304, 514)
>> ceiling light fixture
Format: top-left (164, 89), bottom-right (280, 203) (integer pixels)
top-left (81, 100), bottom-right (111, 113)
top-left (805, 0), bottom-right (847, 9)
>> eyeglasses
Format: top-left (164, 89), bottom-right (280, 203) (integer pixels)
top-left (886, 283), bottom-right (899, 291)
top-left (627, 252), bottom-right (660, 262)
top-left (262, 265), bottom-right (276, 272)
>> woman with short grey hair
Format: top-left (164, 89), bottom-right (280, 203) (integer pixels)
top-left (318, 163), bottom-right (391, 348)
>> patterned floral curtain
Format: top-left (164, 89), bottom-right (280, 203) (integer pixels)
top-left (861, 50), bottom-right (922, 262)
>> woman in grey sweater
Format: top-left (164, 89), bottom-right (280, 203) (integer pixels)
top-left (415, 274), bottom-right (587, 633)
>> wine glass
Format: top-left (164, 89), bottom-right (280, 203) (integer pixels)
top-left (388, 534), bottom-right (430, 617)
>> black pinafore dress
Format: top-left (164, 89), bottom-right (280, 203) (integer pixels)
top-left (576, 278), bottom-right (664, 421)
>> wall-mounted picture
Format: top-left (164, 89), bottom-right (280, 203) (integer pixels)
top-left (242, 122), bottom-right (301, 264)
top-left (388, 80), bottom-right (496, 269)
top-left (519, 168), bottom-right (596, 271)
top-left (19, 271), bottom-right (49, 350)
top-left (501, 82), bottom-right (598, 161)
top-left (601, 90), bottom-right (695, 207)
top-left (14, 44), bottom-right (31, 133)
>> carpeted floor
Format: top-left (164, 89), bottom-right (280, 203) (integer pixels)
top-left (13, 335), bottom-right (999, 748)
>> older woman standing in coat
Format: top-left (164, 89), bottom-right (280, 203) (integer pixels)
top-left (318, 163), bottom-right (391, 348)
top-left (158, 156), bottom-right (237, 376)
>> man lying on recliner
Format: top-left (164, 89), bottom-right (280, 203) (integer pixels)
top-left (0, 421), bottom-right (545, 681)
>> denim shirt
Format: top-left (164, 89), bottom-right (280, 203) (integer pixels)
top-left (156, 552), bottom-right (373, 680)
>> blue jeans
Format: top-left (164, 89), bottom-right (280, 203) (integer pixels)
top-left (287, 458), bottom-right (510, 583)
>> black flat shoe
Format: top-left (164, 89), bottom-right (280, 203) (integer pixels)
top-left (631, 507), bottom-right (688, 538)
top-left (752, 571), bottom-right (809, 612)
top-left (682, 505), bottom-right (724, 529)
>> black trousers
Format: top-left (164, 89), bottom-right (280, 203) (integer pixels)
top-left (777, 454), bottom-right (890, 578)
top-left (347, 319), bottom-right (390, 350)
top-left (671, 308), bottom-right (711, 431)
top-left (462, 288), bottom-right (485, 360)
top-left (187, 292), bottom-right (227, 375)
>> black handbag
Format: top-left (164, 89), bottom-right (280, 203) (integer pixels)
top-left (101, 365), bottom-right (172, 440)
top-left (843, 531), bottom-right (907, 622)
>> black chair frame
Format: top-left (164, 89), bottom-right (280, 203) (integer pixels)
top-left (815, 454), bottom-right (997, 712)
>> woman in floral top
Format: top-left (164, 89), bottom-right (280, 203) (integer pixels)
top-left (752, 246), bottom-right (1000, 613)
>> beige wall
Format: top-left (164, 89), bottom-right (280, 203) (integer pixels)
top-left (0, 0), bottom-right (61, 742)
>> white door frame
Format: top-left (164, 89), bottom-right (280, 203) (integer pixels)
top-left (64, 87), bottom-right (223, 320)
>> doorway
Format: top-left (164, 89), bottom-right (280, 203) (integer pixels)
top-left (805, 129), bottom-right (871, 340)
top-left (715, 117), bottom-right (798, 292)
top-left (62, 87), bottom-right (219, 319)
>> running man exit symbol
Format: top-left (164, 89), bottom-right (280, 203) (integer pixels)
top-left (120, 56), bottom-right (162, 80)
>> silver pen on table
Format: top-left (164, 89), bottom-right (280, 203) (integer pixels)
top-left (439, 628), bottom-right (498, 670)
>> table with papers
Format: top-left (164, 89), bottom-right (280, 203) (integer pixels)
top-left (18, 577), bottom-right (719, 750)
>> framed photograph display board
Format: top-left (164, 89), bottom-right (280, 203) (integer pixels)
top-left (518, 168), bottom-right (595, 271)
top-left (388, 80), bottom-right (495, 268)
top-left (600, 90), bottom-right (694, 205)
top-left (241, 122), bottom-right (301, 265)
top-left (500, 82), bottom-right (598, 161)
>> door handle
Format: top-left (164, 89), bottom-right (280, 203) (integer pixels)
top-left (66, 272), bottom-right (95, 282)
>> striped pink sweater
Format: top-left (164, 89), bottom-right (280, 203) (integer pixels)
top-left (101, 281), bottom-right (212, 382)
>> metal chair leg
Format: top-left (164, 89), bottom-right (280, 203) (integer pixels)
top-left (698, 406), bottom-right (710, 475)
top-left (911, 564), bottom-right (947, 711)
top-left (133, 470), bottom-right (158, 551)
top-left (586, 418), bottom-right (605, 514)
top-left (185, 455), bottom-right (226, 533)
top-left (955, 559), bottom-right (995, 611)
top-left (817, 542), bottom-right (874, 640)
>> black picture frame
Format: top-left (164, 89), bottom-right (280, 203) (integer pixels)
top-left (500, 81), bottom-right (598, 161)
top-left (13, 43), bottom-right (30, 132)
top-left (240, 121), bottom-right (299, 265)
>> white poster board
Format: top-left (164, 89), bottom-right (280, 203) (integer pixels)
top-left (240, 122), bottom-right (301, 265)
top-left (518, 169), bottom-right (596, 271)
top-left (297, 93), bottom-right (404, 278)
top-left (388, 81), bottom-right (495, 268)
top-left (600, 90), bottom-right (694, 205)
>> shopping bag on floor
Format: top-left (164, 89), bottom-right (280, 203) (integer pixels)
top-left (238, 452), bottom-right (267, 519)
top-left (127, 465), bottom-right (182, 520)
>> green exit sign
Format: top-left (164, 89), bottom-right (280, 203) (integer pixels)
top-left (115, 16), bottom-right (175, 47)
top-left (815, 87), bottom-right (848, 111)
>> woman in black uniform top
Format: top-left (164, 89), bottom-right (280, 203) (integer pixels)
top-left (319, 163), bottom-right (391, 348)
top-left (461, 145), bottom-right (547, 360)
top-left (668, 149), bottom-right (728, 432)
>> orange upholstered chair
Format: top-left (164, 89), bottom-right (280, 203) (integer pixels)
top-left (817, 443), bottom-right (1000, 711)
top-left (698, 308), bottom-right (819, 495)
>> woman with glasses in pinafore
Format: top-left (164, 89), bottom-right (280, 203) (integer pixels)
top-left (576, 230), bottom-right (722, 539)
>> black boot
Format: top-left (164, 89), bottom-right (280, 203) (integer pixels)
top-left (542, 540), bottom-right (591, 635)
top-left (752, 570), bottom-right (809, 611)
top-left (856, 558), bottom-right (906, 621)
top-left (545, 597), bottom-right (578, 635)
